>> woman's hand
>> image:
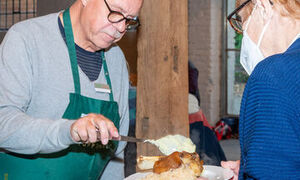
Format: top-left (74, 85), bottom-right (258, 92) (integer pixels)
top-left (221, 160), bottom-right (240, 180)
top-left (70, 113), bottom-right (119, 145)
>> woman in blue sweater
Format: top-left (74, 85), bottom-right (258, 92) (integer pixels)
top-left (223, 0), bottom-right (300, 179)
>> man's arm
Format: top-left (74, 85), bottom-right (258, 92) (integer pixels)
top-left (0, 27), bottom-right (74, 154)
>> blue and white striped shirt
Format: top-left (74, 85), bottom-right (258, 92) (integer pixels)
top-left (58, 17), bottom-right (102, 82)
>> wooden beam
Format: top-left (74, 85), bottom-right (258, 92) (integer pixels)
top-left (136, 0), bottom-right (189, 157)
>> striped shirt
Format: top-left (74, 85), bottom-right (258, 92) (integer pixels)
top-left (58, 17), bottom-right (102, 82)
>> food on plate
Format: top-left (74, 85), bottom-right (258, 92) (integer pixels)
top-left (137, 155), bottom-right (162, 170)
top-left (142, 165), bottom-right (197, 180)
top-left (153, 151), bottom-right (203, 176)
top-left (152, 151), bottom-right (182, 174)
top-left (137, 135), bottom-right (201, 179)
top-left (137, 151), bottom-right (203, 180)
top-left (145, 134), bottom-right (196, 155)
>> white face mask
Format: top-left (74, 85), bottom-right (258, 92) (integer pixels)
top-left (240, 4), bottom-right (272, 75)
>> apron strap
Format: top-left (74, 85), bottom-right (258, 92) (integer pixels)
top-left (63, 9), bottom-right (81, 94)
top-left (101, 51), bottom-right (114, 102)
top-left (63, 8), bottom-right (114, 102)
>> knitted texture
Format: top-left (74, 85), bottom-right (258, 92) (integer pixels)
top-left (239, 39), bottom-right (300, 179)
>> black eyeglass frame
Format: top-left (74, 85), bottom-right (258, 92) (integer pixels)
top-left (104, 0), bottom-right (140, 31)
top-left (227, 0), bottom-right (251, 34)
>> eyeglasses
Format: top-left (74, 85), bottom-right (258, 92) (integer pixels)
top-left (104, 0), bottom-right (140, 31)
top-left (227, 0), bottom-right (251, 34)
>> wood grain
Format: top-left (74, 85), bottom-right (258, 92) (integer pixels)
top-left (136, 0), bottom-right (189, 158)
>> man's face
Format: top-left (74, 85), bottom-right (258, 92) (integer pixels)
top-left (81, 0), bottom-right (143, 50)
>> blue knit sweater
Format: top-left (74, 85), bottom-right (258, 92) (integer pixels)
top-left (239, 38), bottom-right (300, 180)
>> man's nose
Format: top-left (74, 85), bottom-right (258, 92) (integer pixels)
top-left (113, 20), bottom-right (126, 33)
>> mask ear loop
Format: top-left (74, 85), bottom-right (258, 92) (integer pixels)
top-left (257, 9), bottom-right (273, 47)
top-left (244, 3), bottom-right (258, 32)
top-left (82, 0), bottom-right (88, 6)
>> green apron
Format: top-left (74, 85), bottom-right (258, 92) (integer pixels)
top-left (0, 9), bottom-right (120, 180)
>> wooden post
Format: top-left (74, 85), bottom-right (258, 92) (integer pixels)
top-left (136, 0), bottom-right (189, 157)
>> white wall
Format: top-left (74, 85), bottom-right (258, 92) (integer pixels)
top-left (189, 0), bottom-right (223, 126)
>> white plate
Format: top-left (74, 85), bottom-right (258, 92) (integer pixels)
top-left (124, 172), bottom-right (151, 180)
top-left (201, 165), bottom-right (233, 180)
top-left (124, 165), bottom-right (233, 180)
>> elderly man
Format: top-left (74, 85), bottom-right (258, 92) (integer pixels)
top-left (0, 0), bottom-right (143, 179)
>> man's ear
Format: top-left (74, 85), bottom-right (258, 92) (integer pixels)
top-left (81, 0), bottom-right (89, 6)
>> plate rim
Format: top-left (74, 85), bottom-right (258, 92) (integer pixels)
top-left (202, 165), bottom-right (234, 180)
top-left (125, 165), bottom-right (234, 180)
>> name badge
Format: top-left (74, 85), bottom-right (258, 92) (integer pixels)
top-left (94, 83), bottom-right (111, 93)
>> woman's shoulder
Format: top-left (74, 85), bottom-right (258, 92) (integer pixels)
top-left (254, 39), bottom-right (300, 75)
top-left (251, 50), bottom-right (300, 82)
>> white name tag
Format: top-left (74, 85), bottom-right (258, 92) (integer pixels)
top-left (94, 83), bottom-right (111, 93)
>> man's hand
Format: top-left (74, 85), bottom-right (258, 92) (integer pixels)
top-left (221, 160), bottom-right (240, 180)
top-left (70, 113), bottom-right (119, 145)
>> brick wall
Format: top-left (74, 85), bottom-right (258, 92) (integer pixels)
top-left (188, 0), bottom-right (222, 126)
top-left (0, 0), bottom-right (36, 30)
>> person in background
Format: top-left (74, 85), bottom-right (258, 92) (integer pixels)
top-left (188, 61), bottom-right (201, 106)
top-left (188, 61), bottom-right (227, 166)
top-left (0, 0), bottom-right (143, 179)
top-left (189, 93), bottom-right (227, 166)
top-left (222, 0), bottom-right (300, 179)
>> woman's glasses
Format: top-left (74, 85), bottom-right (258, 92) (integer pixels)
top-left (227, 0), bottom-right (251, 34)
